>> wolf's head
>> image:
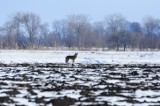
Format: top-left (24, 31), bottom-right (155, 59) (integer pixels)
top-left (75, 53), bottom-right (78, 57)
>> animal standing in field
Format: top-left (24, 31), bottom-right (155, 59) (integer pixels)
top-left (65, 53), bottom-right (78, 64)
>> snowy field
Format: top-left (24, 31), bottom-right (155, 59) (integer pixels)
top-left (0, 50), bottom-right (160, 106)
top-left (0, 50), bottom-right (160, 64)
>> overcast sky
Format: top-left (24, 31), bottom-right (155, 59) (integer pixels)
top-left (0, 0), bottom-right (159, 25)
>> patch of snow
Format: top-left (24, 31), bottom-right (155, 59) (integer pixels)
top-left (0, 50), bottom-right (160, 64)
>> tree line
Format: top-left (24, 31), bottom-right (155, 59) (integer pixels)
top-left (0, 12), bottom-right (160, 51)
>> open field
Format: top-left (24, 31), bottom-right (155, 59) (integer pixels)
top-left (0, 63), bottom-right (160, 106)
top-left (0, 50), bottom-right (160, 105)
top-left (0, 50), bottom-right (160, 64)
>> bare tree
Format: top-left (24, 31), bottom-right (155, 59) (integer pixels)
top-left (0, 12), bottom-right (29, 49)
top-left (129, 22), bottom-right (143, 50)
top-left (66, 14), bottom-right (91, 49)
top-left (21, 12), bottom-right (41, 48)
top-left (143, 16), bottom-right (160, 50)
top-left (11, 12), bottom-right (26, 49)
top-left (105, 14), bottom-right (129, 51)
top-left (52, 20), bottom-right (67, 48)
top-left (1, 21), bottom-right (16, 49)
top-left (38, 23), bottom-right (50, 48)
top-left (65, 30), bottom-right (76, 49)
top-left (92, 22), bottom-right (106, 49)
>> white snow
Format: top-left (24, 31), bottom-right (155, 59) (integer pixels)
top-left (0, 50), bottom-right (159, 106)
top-left (0, 50), bottom-right (160, 64)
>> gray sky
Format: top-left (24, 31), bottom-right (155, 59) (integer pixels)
top-left (0, 0), bottom-right (159, 25)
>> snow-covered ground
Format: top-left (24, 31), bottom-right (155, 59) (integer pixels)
top-left (0, 50), bottom-right (160, 106)
top-left (0, 50), bottom-right (160, 64)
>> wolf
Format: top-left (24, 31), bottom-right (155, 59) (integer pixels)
top-left (65, 53), bottom-right (78, 64)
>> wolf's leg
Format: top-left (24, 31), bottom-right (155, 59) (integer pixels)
top-left (65, 58), bottom-right (68, 63)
